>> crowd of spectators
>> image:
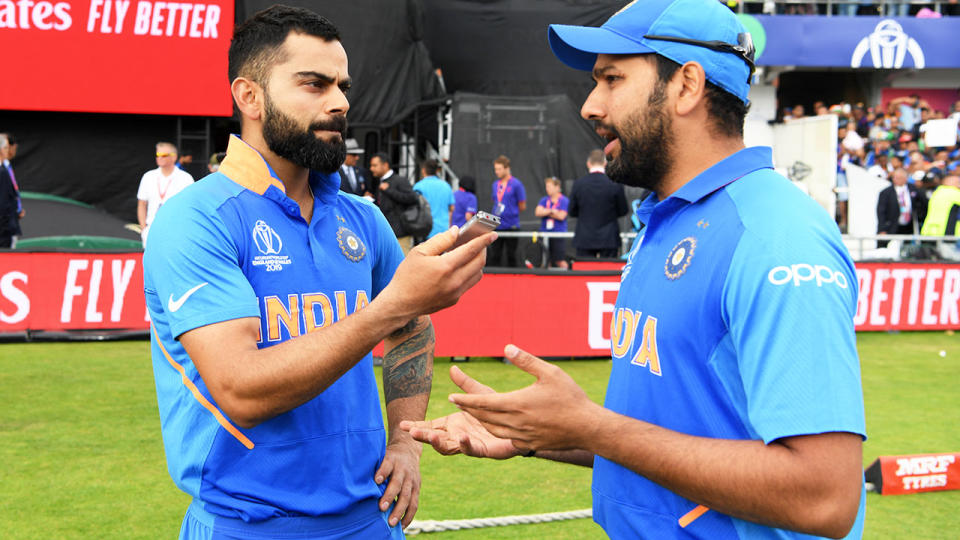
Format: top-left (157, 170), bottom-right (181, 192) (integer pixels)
top-left (729, 0), bottom-right (960, 17)
top-left (782, 95), bottom-right (960, 242)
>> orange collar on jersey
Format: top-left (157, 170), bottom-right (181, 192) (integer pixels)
top-left (218, 135), bottom-right (287, 196)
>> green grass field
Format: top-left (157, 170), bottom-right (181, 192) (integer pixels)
top-left (0, 332), bottom-right (958, 538)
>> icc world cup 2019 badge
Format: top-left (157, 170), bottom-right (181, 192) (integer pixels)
top-left (337, 225), bottom-right (366, 262)
top-left (664, 236), bottom-right (696, 280)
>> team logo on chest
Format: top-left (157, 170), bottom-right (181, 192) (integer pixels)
top-left (664, 236), bottom-right (696, 280)
top-left (251, 220), bottom-right (292, 272)
top-left (337, 225), bottom-right (366, 262)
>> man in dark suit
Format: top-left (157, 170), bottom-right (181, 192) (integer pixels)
top-left (339, 138), bottom-right (372, 197)
top-left (0, 133), bottom-right (23, 248)
top-left (877, 167), bottom-right (926, 247)
top-left (370, 152), bottom-right (418, 254)
top-left (569, 149), bottom-right (629, 258)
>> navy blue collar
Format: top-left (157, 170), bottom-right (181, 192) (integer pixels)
top-left (636, 146), bottom-right (773, 226)
top-left (671, 147), bottom-right (773, 204)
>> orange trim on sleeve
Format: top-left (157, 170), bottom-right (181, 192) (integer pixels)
top-left (153, 326), bottom-right (255, 450)
top-left (678, 504), bottom-right (709, 528)
top-left (217, 135), bottom-right (287, 196)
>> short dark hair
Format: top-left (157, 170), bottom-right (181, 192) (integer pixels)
top-left (459, 175), bottom-right (476, 194)
top-left (422, 159), bottom-right (440, 176)
top-left (228, 5), bottom-right (340, 86)
top-left (651, 55), bottom-right (748, 138)
top-left (371, 152), bottom-right (390, 167)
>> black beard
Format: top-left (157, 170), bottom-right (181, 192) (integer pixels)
top-left (603, 81), bottom-right (673, 192)
top-left (262, 96), bottom-right (347, 174)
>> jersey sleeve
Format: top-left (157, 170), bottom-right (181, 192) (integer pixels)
top-left (722, 225), bottom-right (866, 444)
top-left (369, 205), bottom-right (405, 298)
top-left (515, 180), bottom-right (526, 202)
top-left (143, 200), bottom-right (260, 339)
top-left (466, 194), bottom-right (478, 214)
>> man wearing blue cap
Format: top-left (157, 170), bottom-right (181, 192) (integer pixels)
top-left (402, 1), bottom-right (866, 539)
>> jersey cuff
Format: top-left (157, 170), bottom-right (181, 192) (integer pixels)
top-left (759, 424), bottom-right (867, 445)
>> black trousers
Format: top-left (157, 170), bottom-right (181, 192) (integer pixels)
top-left (488, 231), bottom-right (519, 267)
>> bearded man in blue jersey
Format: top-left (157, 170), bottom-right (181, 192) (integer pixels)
top-left (402, 1), bottom-right (866, 539)
top-left (143, 6), bottom-right (494, 539)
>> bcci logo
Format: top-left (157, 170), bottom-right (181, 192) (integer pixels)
top-left (664, 237), bottom-right (696, 280)
top-left (851, 20), bottom-right (925, 69)
top-left (337, 226), bottom-right (366, 262)
top-left (252, 220), bottom-right (283, 255)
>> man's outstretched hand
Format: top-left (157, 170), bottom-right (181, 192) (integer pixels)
top-left (402, 345), bottom-right (603, 457)
top-left (400, 365), bottom-right (521, 459)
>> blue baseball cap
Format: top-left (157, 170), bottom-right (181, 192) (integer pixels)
top-left (548, 0), bottom-right (753, 104)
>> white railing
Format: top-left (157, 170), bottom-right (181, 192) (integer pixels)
top-left (491, 230), bottom-right (960, 263)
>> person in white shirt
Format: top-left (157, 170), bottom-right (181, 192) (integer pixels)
top-left (137, 142), bottom-right (194, 247)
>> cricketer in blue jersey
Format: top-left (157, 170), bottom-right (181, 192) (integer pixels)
top-left (403, 1), bottom-right (866, 539)
top-left (143, 6), bottom-right (494, 540)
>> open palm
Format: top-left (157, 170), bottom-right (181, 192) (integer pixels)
top-left (400, 366), bottom-right (521, 459)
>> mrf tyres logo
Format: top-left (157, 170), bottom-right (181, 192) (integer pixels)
top-left (851, 20), bottom-right (925, 69)
top-left (768, 264), bottom-right (849, 289)
top-left (895, 455), bottom-right (956, 491)
top-left (251, 220), bottom-right (291, 272)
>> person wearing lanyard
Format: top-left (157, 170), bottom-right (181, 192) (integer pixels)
top-left (137, 142), bottom-right (195, 248)
top-left (488, 155), bottom-right (526, 267)
top-left (534, 176), bottom-right (569, 269)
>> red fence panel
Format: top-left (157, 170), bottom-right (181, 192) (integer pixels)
top-left (6, 254), bottom-right (960, 354)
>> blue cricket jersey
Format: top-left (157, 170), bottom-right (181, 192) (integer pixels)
top-left (595, 147), bottom-right (866, 539)
top-left (143, 135), bottom-right (405, 525)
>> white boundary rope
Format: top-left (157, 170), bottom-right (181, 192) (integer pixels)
top-left (404, 508), bottom-right (593, 535)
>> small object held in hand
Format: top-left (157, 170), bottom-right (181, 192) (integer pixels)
top-left (452, 211), bottom-right (500, 249)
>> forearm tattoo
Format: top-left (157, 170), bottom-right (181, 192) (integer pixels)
top-left (383, 317), bottom-right (434, 403)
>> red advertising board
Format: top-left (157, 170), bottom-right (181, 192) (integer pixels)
top-left (0, 0), bottom-right (234, 116)
top-left (865, 453), bottom-right (960, 495)
top-left (4, 254), bottom-right (960, 354)
top-left (0, 252), bottom-right (147, 332)
top-left (429, 272), bottom-right (622, 357)
top-left (854, 262), bottom-right (960, 331)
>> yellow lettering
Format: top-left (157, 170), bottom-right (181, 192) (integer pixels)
top-left (630, 315), bottom-right (661, 376)
top-left (335, 291), bottom-right (348, 322)
top-left (264, 294), bottom-right (301, 341)
top-left (612, 308), bottom-right (637, 358)
top-left (355, 290), bottom-right (369, 312)
top-left (303, 293), bottom-right (334, 332)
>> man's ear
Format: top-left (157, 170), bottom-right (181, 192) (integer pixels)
top-left (231, 77), bottom-right (264, 122)
top-left (674, 62), bottom-right (708, 117)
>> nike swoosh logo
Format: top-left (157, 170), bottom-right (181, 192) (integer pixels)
top-left (168, 282), bottom-right (209, 312)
